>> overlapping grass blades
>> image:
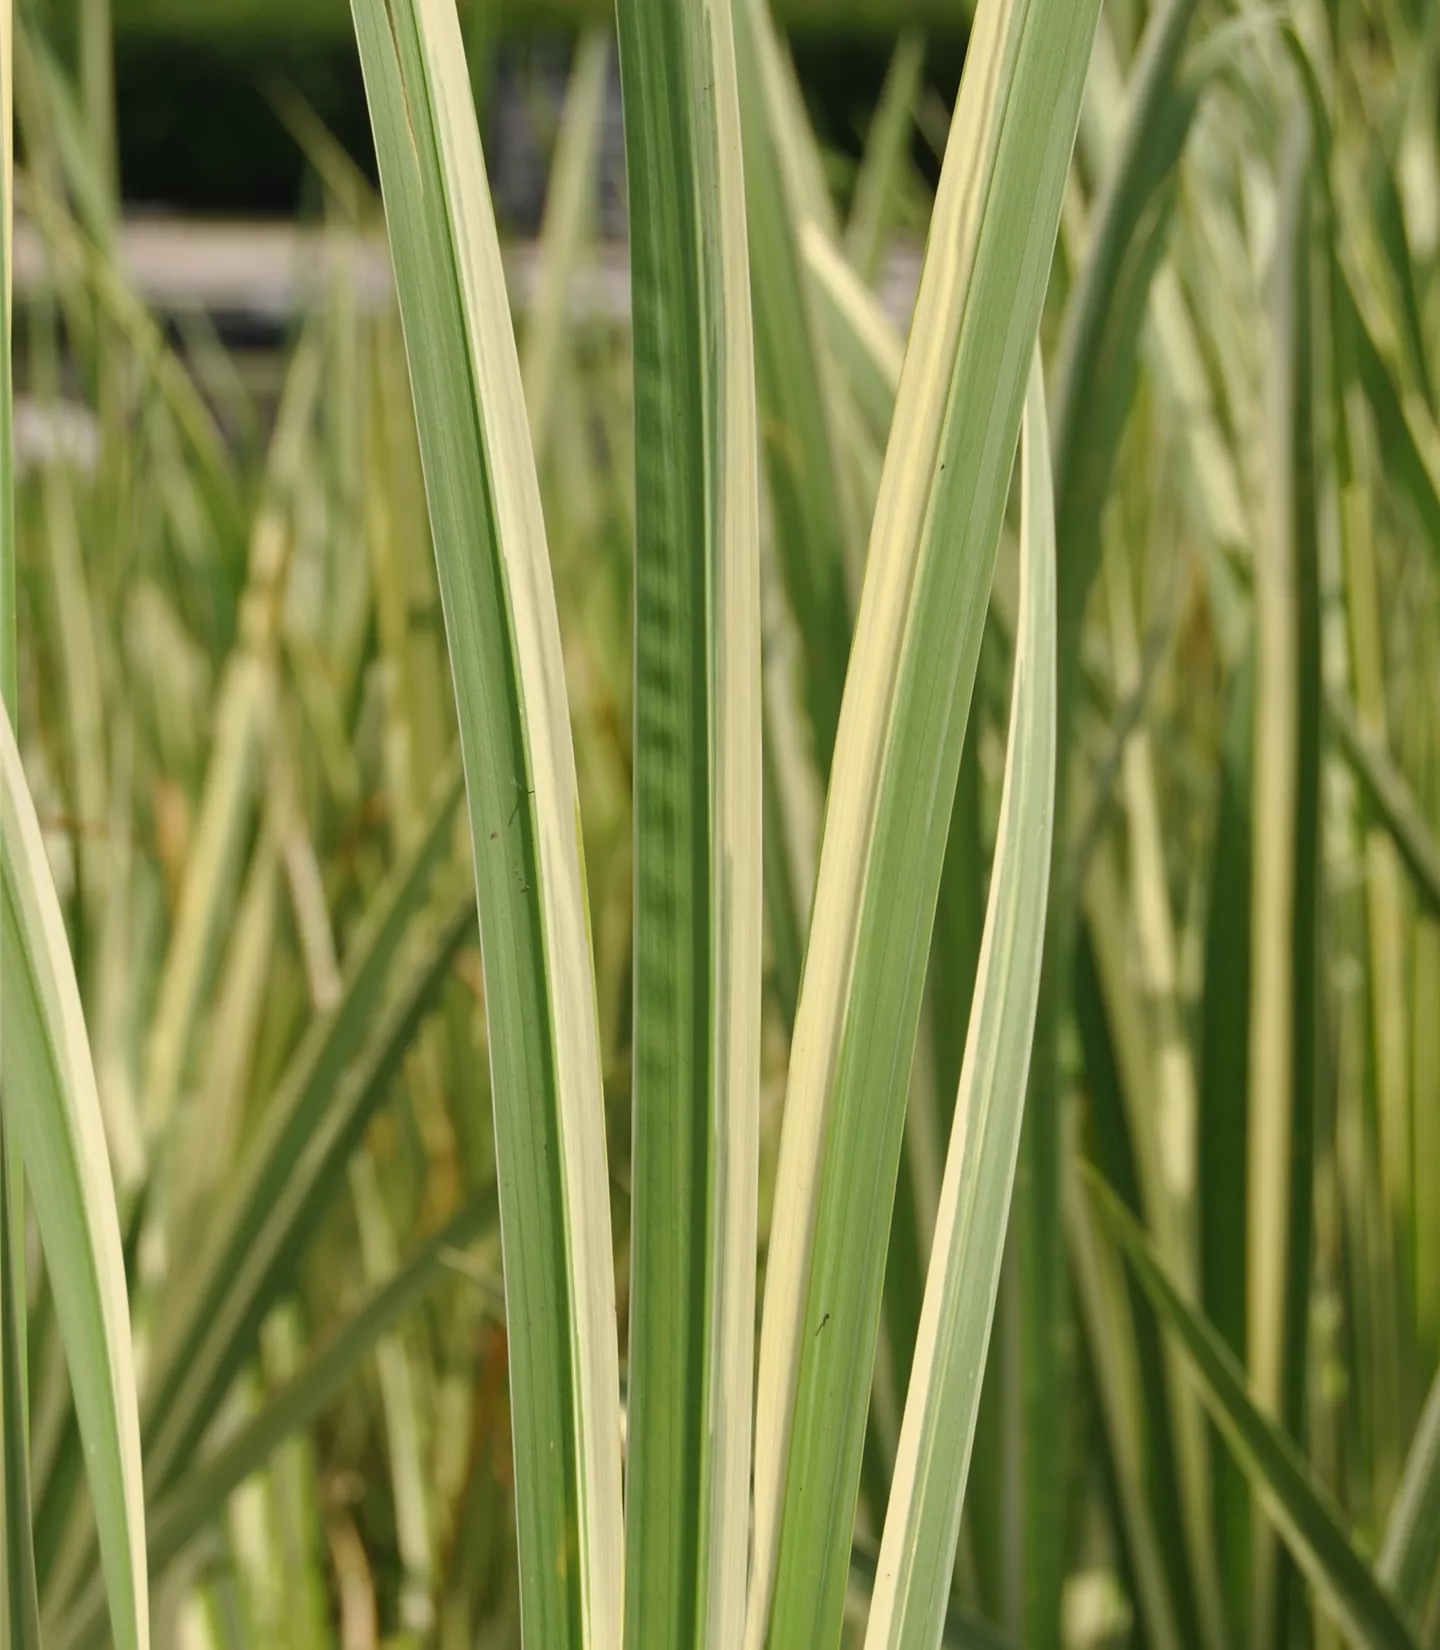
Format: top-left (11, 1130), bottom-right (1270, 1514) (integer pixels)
top-left (1090, 1174), bottom-right (1421, 1650)
top-left (142, 772), bottom-right (469, 1486)
top-left (1020, 3), bottom-right (1208, 1635)
top-left (863, 350), bottom-right (1056, 1650)
top-left (746, 3), bottom-right (1101, 1645)
top-left (56, 1193), bottom-right (501, 1650)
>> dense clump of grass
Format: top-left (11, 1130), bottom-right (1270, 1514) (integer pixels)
top-left (2, 2), bottom-right (1440, 1648)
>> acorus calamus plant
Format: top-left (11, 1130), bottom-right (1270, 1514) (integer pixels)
top-left (4, 0), bottom-right (1440, 1647)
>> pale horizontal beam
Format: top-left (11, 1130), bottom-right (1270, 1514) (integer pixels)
top-left (13, 215), bottom-right (921, 330)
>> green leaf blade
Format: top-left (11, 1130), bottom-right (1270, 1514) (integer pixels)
top-left (747, 3), bottom-right (1102, 1645)
top-left (863, 350), bottom-right (1056, 1650)
top-left (1, 714), bottom-right (150, 1650)
top-left (1248, 105), bottom-right (1322, 1650)
top-left (347, 2), bottom-right (624, 1643)
top-left (616, 0), bottom-right (763, 1642)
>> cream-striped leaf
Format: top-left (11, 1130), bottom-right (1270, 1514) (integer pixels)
top-left (347, 3), bottom-right (624, 1645)
top-left (1, 711), bottom-right (149, 1650)
top-left (745, 3), bottom-right (1101, 1646)
top-left (862, 350), bottom-right (1056, 1650)
top-left (615, 0), bottom-right (762, 1642)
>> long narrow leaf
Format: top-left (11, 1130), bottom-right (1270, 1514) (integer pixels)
top-left (746, 4), bottom-right (1102, 1645)
top-left (615, 0), bottom-right (762, 1641)
top-left (1020, 5), bottom-right (1202, 1633)
top-left (347, 3), bottom-right (624, 1644)
top-left (1, 711), bottom-right (149, 1650)
top-left (863, 350), bottom-right (1056, 1650)
top-left (1248, 106), bottom-right (1322, 1650)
